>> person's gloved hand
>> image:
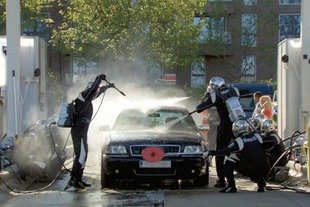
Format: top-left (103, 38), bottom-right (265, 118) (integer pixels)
top-left (203, 151), bottom-right (211, 159)
top-left (202, 150), bottom-right (215, 159)
top-left (108, 83), bottom-right (115, 88)
top-left (98, 74), bottom-right (106, 80)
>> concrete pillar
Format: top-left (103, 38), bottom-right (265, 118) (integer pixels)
top-left (5, 0), bottom-right (21, 143)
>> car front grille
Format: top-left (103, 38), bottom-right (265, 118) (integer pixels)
top-left (130, 145), bottom-right (181, 156)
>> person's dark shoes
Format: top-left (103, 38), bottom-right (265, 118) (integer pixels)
top-left (80, 180), bottom-right (91, 187)
top-left (72, 181), bottom-right (86, 189)
top-left (219, 186), bottom-right (237, 193)
top-left (214, 179), bottom-right (226, 188)
top-left (257, 186), bottom-right (265, 192)
top-left (257, 183), bottom-right (266, 192)
top-left (257, 179), bottom-right (266, 192)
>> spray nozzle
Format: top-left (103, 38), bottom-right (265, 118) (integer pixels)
top-left (188, 110), bottom-right (198, 116)
top-left (104, 79), bottom-right (126, 96)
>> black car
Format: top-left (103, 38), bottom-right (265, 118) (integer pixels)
top-left (100, 105), bottom-right (209, 188)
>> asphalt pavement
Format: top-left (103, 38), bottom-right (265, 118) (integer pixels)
top-left (1, 158), bottom-right (310, 207)
top-left (164, 160), bottom-right (310, 207)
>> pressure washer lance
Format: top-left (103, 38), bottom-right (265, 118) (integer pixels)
top-left (105, 79), bottom-right (126, 96)
top-left (188, 104), bottom-right (213, 116)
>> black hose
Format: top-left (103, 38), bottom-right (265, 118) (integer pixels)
top-left (266, 144), bottom-right (310, 194)
top-left (91, 92), bottom-right (105, 122)
top-left (267, 129), bottom-right (305, 176)
top-left (282, 131), bottom-right (306, 161)
top-left (2, 133), bottom-right (7, 139)
top-left (0, 122), bottom-right (72, 194)
top-left (0, 168), bottom-right (66, 194)
top-left (283, 131), bottom-right (306, 142)
top-left (267, 144), bottom-right (301, 179)
top-left (48, 123), bottom-right (71, 172)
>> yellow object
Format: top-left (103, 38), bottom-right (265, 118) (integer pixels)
top-left (307, 127), bottom-right (310, 184)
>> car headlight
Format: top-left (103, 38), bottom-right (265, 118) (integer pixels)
top-left (106, 145), bottom-right (127, 154)
top-left (183, 145), bottom-right (203, 154)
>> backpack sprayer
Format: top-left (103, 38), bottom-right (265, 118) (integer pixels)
top-left (57, 79), bottom-right (125, 128)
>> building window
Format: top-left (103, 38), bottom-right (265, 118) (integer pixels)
top-left (244, 0), bottom-right (257, 5)
top-left (279, 14), bottom-right (300, 42)
top-left (279, 0), bottom-right (301, 5)
top-left (207, 16), bottom-right (232, 44)
top-left (206, 17), bottom-right (226, 37)
top-left (191, 59), bottom-right (205, 88)
top-left (72, 57), bottom-right (99, 78)
top-left (241, 56), bottom-right (256, 76)
top-left (241, 14), bottom-right (257, 47)
top-left (194, 16), bottom-right (231, 44)
top-left (194, 16), bottom-right (208, 42)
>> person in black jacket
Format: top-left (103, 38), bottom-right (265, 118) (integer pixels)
top-left (260, 118), bottom-right (287, 180)
top-left (196, 77), bottom-right (241, 188)
top-left (204, 119), bottom-right (270, 193)
top-left (67, 74), bottom-right (114, 189)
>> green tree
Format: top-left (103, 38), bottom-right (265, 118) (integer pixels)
top-left (53, 0), bottom-right (206, 69)
top-left (0, 0), bottom-right (53, 36)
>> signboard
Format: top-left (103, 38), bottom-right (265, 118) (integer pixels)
top-left (164, 73), bottom-right (176, 85)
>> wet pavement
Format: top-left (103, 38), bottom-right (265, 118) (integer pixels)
top-left (1, 154), bottom-right (310, 207)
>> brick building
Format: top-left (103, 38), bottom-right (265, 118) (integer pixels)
top-left (198, 0), bottom-right (301, 84)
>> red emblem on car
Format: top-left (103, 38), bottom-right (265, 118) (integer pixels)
top-left (142, 147), bottom-right (164, 162)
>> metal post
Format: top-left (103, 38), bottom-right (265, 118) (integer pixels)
top-left (5, 0), bottom-right (21, 144)
top-left (0, 95), bottom-right (3, 139)
top-left (301, 0), bottom-right (310, 185)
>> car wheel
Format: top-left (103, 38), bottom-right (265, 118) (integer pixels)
top-left (101, 157), bottom-right (115, 189)
top-left (193, 164), bottom-right (209, 187)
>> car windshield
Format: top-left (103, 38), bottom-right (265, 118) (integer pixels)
top-left (112, 108), bottom-right (198, 132)
top-left (239, 97), bottom-right (255, 111)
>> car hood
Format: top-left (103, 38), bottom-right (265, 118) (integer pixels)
top-left (107, 130), bottom-right (202, 145)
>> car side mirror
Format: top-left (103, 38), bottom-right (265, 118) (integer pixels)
top-left (99, 125), bottom-right (111, 131)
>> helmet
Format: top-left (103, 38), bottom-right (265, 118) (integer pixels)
top-left (209, 77), bottom-right (225, 90)
top-left (247, 118), bottom-right (255, 128)
top-left (85, 82), bottom-right (94, 90)
top-left (261, 119), bottom-right (273, 133)
top-left (232, 119), bottom-right (252, 137)
top-left (252, 113), bottom-right (265, 131)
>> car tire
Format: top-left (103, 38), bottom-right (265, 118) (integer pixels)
top-left (101, 170), bottom-right (115, 189)
top-left (193, 163), bottom-right (209, 187)
top-left (101, 157), bottom-right (115, 189)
